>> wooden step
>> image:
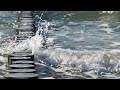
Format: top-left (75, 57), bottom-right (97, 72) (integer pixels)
top-left (21, 11), bottom-right (32, 14)
top-left (16, 35), bottom-right (33, 38)
top-left (9, 53), bottom-right (33, 56)
top-left (4, 73), bottom-right (38, 79)
top-left (17, 28), bottom-right (34, 32)
top-left (8, 55), bottom-right (34, 62)
top-left (19, 31), bottom-right (35, 35)
top-left (16, 38), bottom-right (27, 40)
top-left (7, 69), bottom-right (36, 73)
top-left (16, 35), bottom-right (29, 38)
top-left (19, 31), bottom-right (35, 36)
top-left (18, 31), bottom-right (34, 34)
top-left (9, 64), bottom-right (35, 69)
top-left (20, 20), bottom-right (34, 23)
top-left (16, 37), bottom-right (29, 39)
top-left (21, 12), bottom-right (32, 15)
top-left (16, 40), bottom-right (26, 42)
top-left (19, 23), bottom-right (34, 26)
top-left (8, 54), bottom-right (34, 63)
top-left (20, 18), bottom-right (34, 23)
top-left (13, 51), bottom-right (32, 54)
top-left (8, 58), bottom-right (33, 65)
top-left (9, 57), bottom-right (31, 59)
top-left (17, 26), bottom-right (34, 30)
top-left (20, 17), bottom-right (33, 20)
top-left (21, 15), bottom-right (33, 18)
top-left (10, 58), bottom-right (33, 61)
top-left (21, 12), bottom-right (32, 14)
top-left (12, 61), bottom-right (34, 64)
top-left (16, 37), bottom-right (31, 40)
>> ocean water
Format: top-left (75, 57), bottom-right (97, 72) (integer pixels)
top-left (1, 11), bottom-right (120, 79)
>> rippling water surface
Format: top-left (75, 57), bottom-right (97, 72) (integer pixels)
top-left (1, 11), bottom-right (120, 79)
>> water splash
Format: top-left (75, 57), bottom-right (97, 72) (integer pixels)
top-left (6, 14), bottom-right (52, 54)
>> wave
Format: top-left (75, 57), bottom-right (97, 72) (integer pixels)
top-left (1, 13), bottom-right (120, 79)
top-left (8, 33), bottom-right (120, 77)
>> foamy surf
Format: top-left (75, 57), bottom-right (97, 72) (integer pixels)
top-left (10, 34), bottom-right (120, 79)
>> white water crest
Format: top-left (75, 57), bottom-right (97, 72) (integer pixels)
top-left (100, 11), bottom-right (117, 14)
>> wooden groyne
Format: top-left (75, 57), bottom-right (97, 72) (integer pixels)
top-left (4, 11), bottom-right (39, 79)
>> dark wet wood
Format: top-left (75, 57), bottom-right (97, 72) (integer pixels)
top-left (20, 17), bottom-right (33, 19)
top-left (13, 51), bottom-right (32, 54)
top-left (7, 69), bottom-right (36, 73)
top-left (16, 38), bottom-right (28, 40)
top-left (16, 35), bottom-right (33, 38)
top-left (15, 40), bottom-right (26, 42)
top-left (9, 53), bottom-right (34, 56)
top-left (9, 64), bottom-right (34, 69)
top-left (10, 58), bottom-right (33, 62)
top-left (21, 15), bottom-right (33, 18)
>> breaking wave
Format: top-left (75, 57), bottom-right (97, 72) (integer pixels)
top-left (1, 12), bottom-right (120, 79)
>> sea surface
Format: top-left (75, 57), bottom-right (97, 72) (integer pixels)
top-left (1, 11), bottom-right (120, 79)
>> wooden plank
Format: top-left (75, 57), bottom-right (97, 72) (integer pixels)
top-left (19, 23), bottom-right (34, 26)
top-left (20, 17), bottom-right (33, 19)
top-left (13, 51), bottom-right (32, 54)
top-left (18, 29), bottom-right (34, 32)
top-left (10, 57), bottom-right (34, 62)
top-left (12, 61), bottom-right (34, 64)
top-left (9, 53), bottom-right (33, 55)
top-left (18, 31), bottom-right (35, 34)
top-left (20, 18), bottom-right (33, 20)
top-left (9, 64), bottom-right (34, 69)
top-left (4, 73), bottom-right (38, 79)
top-left (21, 15), bottom-right (33, 18)
top-left (21, 11), bottom-right (32, 14)
top-left (17, 26), bottom-right (34, 30)
top-left (16, 35), bottom-right (33, 38)
top-left (8, 55), bottom-right (34, 63)
top-left (9, 57), bottom-right (32, 59)
top-left (7, 69), bottom-right (36, 73)
top-left (20, 19), bottom-right (34, 23)
top-left (16, 38), bottom-right (27, 40)
top-left (16, 40), bottom-right (26, 42)
top-left (21, 13), bottom-right (32, 15)
top-left (9, 53), bottom-right (34, 57)
top-left (17, 33), bottom-right (34, 37)
top-left (16, 37), bottom-right (29, 39)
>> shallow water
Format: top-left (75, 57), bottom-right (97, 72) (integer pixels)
top-left (1, 11), bottom-right (120, 79)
